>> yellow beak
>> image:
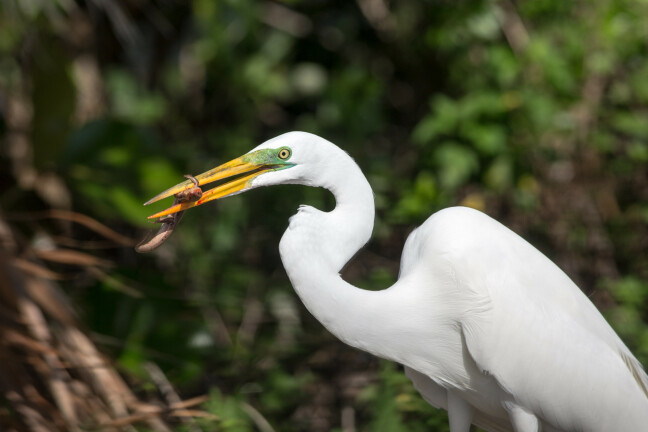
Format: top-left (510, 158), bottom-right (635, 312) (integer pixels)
top-left (144, 154), bottom-right (271, 220)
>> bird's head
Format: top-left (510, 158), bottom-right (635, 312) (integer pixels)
top-left (144, 132), bottom-right (341, 220)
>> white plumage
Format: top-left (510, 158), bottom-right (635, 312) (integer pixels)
top-left (149, 132), bottom-right (648, 431)
top-left (259, 133), bottom-right (648, 431)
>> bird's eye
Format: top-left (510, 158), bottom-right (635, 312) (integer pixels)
top-left (278, 148), bottom-right (291, 160)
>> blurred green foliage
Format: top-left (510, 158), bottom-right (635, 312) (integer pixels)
top-left (1, 0), bottom-right (647, 430)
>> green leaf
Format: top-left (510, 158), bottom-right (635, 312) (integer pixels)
top-left (434, 142), bottom-right (479, 189)
top-left (106, 69), bottom-right (168, 125)
top-left (606, 277), bottom-right (648, 308)
top-left (484, 156), bottom-right (513, 190)
top-left (412, 96), bottom-right (459, 145)
top-left (612, 112), bottom-right (648, 139)
top-left (462, 123), bottom-right (507, 155)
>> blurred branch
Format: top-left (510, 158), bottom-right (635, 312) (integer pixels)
top-left (356, 0), bottom-right (397, 37)
top-left (88, 267), bottom-right (144, 298)
top-left (3, 82), bottom-right (71, 209)
top-left (574, 74), bottom-right (606, 146)
top-left (260, 2), bottom-right (312, 37)
top-left (4, 80), bottom-right (38, 190)
top-left (241, 402), bottom-right (276, 432)
top-left (72, 55), bottom-right (105, 124)
top-left (87, 0), bottom-right (141, 51)
top-left (341, 406), bottom-right (356, 432)
top-left (100, 395), bottom-right (214, 428)
top-left (145, 362), bottom-right (203, 432)
top-left (12, 258), bottom-right (65, 281)
top-left (497, 0), bottom-right (530, 55)
top-left (236, 288), bottom-right (264, 347)
top-left (6, 209), bottom-right (136, 247)
top-left (32, 248), bottom-right (112, 267)
top-left (200, 302), bottom-right (233, 347)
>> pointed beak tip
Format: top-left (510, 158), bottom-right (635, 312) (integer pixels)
top-left (143, 196), bottom-right (162, 206)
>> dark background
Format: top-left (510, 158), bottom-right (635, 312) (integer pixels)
top-left (1, 0), bottom-right (647, 430)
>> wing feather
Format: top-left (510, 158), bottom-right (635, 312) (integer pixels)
top-left (402, 207), bottom-right (648, 431)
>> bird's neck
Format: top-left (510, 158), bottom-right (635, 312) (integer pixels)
top-left (278, 158), bottom-right (395, 357)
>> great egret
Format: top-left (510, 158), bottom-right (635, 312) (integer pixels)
top-left (143, 132), bottom-right (648, 431)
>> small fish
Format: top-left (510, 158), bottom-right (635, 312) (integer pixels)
top-left (135, 175), bottom-right (203, 253)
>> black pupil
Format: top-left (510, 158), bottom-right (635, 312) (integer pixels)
top-left (280, 150), bottom-right (288, 158)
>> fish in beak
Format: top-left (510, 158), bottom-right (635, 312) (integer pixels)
top-left (144, 146), bottom-right (294, 220)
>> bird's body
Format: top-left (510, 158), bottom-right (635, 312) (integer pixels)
top-left (146, 132), bottom-right (648, 431)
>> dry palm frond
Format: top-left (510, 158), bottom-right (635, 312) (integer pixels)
top-left (0, 216), bottom-right (205, 431)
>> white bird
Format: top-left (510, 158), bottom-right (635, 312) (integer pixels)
top-left (144, 132), bottom-right (648, 432)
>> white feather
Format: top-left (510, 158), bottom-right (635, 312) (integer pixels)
top-left (245, 132), bottom-right (648, 431)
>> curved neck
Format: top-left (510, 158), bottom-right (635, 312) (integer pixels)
top-left (279, 152), bottom-right (374, 272)
top-left (278, 156), bottom-right (397, 358)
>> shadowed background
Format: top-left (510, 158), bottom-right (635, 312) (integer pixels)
top-left (1, 0), bottom-right (647, 430)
